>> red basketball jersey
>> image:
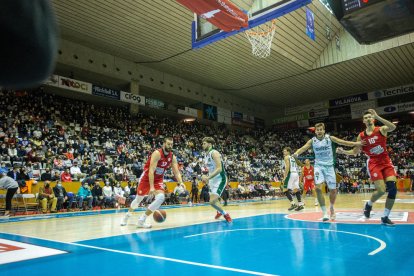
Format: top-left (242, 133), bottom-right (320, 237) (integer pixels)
top-left (360, 127), bottom-right (390, 161)
top-left (303, 165), bottom-right (314, 183)
top-left (141, 148), bottom-right (173, 183)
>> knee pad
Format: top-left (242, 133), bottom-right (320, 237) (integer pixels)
top-left (386, 181), bottom-right (397, 199)
top-left (148, 193), bottom-right (165, 212)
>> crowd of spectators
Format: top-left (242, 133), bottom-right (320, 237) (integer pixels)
top-left (0, 88), bottom-right (413, 211)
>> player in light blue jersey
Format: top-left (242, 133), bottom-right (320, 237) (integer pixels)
top-left (293, 123), bottom-right (363, 222)
top-left (201, 137), bottom-right (232, 223)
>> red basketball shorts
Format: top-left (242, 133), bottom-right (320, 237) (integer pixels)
top-left (137, 178), bottom-right (164, 196)
top-left (368, 159), bottom-right (396, 181)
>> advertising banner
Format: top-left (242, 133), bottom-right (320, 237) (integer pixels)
top-left (329, 93), bottom-right (368, 107)
top-left (350, 100), bottom-right (377, 119)
top-left (368, 83), bottom-right (414, 99)
top-left (146, 98), bottom-right (165, 109)
top-left (217, 107), bottom-right (232, 124)
top-left (273, 112), bottom-right (309, 124)
top-left (308, 109), bottom-right (329, 119)
top-left (178, 106), bottom-right (199, 117)
top-left (58, 77), bottom-right (92, 94)
top-left (92, 85), bottom-right (120, 100)
top-left (120, 91), bottom-right (145, 105)
top-left (376, 101), bottom-right (414, 115)
top-left (203, 104), bottom-right (217, 121)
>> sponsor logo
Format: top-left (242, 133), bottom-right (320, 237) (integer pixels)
top-left (334, 96), bottom-right (363, 105)
top-left (216, 0), bottom-right (245, 22)
top-left (369, 145), bottom-right (384, 155)
top-left (373, 173), bottom-right (378, 177)
top-left (125, 93), bottom-right (142, 102)
top-left (60, 78), bottom-right (89, 91)
top-left (374, 91), bottom-right (382, 98)
top-left (201, 9), bottom-right (220, 19)
top-left (384, 106), bottom-right (397, 112)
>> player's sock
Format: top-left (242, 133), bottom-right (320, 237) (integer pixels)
top-left (367, 200), bottom-right (373, 206)
top-left (221, 210), bottom-right (227, 215)
top-left (383, 208), bottom-right (391, 217)
top-left (321, 205), bottom-right (327, 215)
top-left (139, 214), bottom-right (148, 221)
top-left (295, 191), bottom-right (302, 202)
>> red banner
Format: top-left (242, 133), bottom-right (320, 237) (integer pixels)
top-left (176, 0), bottom-right (248, 32)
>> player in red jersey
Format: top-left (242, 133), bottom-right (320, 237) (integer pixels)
top-left (337, 109), bottom-right (397, 226)
top-left (301, 159), bottom-right (318, 206)
top-left (121, 137), bottom-right (185, 228)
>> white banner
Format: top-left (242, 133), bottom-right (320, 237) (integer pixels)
top-left (396, 101), bottom-right (414, 112)
top-left (217, 107), bottom-right (232, 125)
top-left (285, 101), bottom-right (329, 116)
top-left (351, 100), bottom-right (377, 119)
top-left (58, 76), bottom-right (92, 94)
top-left (376, 105), bottom-right (398, 115)
top-left (120, 91), bottom-right (145, 106)
top-left (368, 83), bottom-right (414, 99)
top-left (177, 107), bottom-right (198, 117)
top-left (308, 109), bottom-right (329, 119)
top-left (376, 101), bottom-right (414, 115)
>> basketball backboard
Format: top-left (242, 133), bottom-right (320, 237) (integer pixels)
top-left (192, 0), bottom-right (312, 49)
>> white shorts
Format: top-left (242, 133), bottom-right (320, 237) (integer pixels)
top-left (209, 173), bottom-right (227, 196)
top-left (283, 173), bottom-right (300, 190)
top-left (314, 164), bottom-right (336, 189)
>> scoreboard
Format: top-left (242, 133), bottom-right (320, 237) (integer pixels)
top-left (327, 0), bottom-right (414, 44)
top-left (341, 0), bottom-right (383, 14)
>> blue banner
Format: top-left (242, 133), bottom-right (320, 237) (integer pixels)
top-left (92, 85), bottom-right (120, 100)
top-left (306, 8), bottom-right (315, 41)
top-left (203, 104), bottom-right (217, 121)
top-left (329, 93), bottom-right (368, 107)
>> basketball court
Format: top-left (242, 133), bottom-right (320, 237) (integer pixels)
top-left (1, 194), bottom-right (414, 275)
top-left (1, 0), bottom-right (414, 275)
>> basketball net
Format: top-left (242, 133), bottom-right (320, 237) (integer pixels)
top-left (244, 20), bottom-right (276, 58)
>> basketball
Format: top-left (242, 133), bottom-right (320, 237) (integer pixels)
top-left (153, 209), bottom-right (167, 223)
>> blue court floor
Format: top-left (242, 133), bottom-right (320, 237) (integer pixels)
top-left (1, 214), bottom-right (413, 276)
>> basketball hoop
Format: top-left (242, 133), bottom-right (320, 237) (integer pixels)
top-left (244, 20), bottom-right (276, 58)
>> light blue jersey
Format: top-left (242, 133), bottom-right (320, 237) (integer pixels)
top-left (312, 134), bottom-right (336, 166)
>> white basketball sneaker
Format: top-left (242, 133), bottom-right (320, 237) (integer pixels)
top-left (137, 219), bottom-right (152, 228)
top-left (120, 213), bottom-right (130, 226)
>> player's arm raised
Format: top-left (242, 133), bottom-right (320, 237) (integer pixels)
top-left (368, 108), bottom-right (396, 134)
top-left (336, 135), bottom-right (362, 156)
top-left (171, 155), bottom-right (184, 184)
top-left (293, 139), bottom-right (312, 158)
top-left (330, 135), bottom-right (364, 147)
top-left (148, 150), bottom-right (161, 194)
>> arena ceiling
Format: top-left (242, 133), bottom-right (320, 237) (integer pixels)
top-left (51, 0), bottom-right (414, 108)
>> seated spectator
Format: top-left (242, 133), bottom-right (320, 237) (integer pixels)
top-left (102, 181), bottom-right (115, 208)
top-left (38, 181), bottom-right (57, 213)
top-left (128, 181), bottom-right (137, 202)
top-left (113, 182), bottom-right (124, 207)
top-left (61, 168), bottom-right (72, 182)
top-left (41, 168), bottom-right (52, 181)
top-left (77, 182), bottom-right (93, 210)
top-left (70, 161), bottom-right (86, 180)
top-left (7, 165), bottom-right (20, 181)
top-left (200, 182), bottom-right (210, 203)
top-left (174, 182), bottom-right (190, 200)
top-left (51, 171), bottom-right (61, 181)
top-left (91, 179), bottom-right (103, 207)
top-left (52, 181), bottom-right (70, 211)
